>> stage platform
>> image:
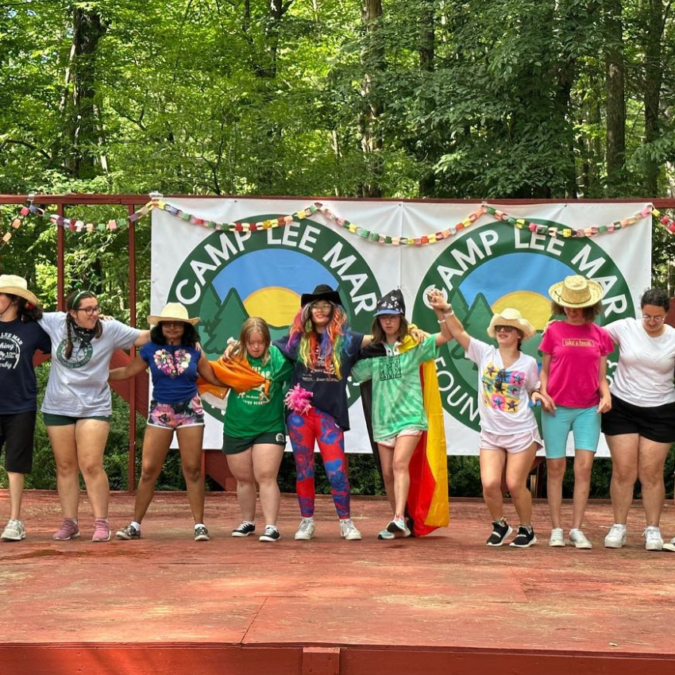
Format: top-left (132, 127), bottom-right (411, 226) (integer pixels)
top-left (0, 491), bottom-right (674, 675)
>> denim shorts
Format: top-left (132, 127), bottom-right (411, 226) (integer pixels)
top-left (542, 406), bottom-right (601, 459)
top-left (147, 395), bottom-right (204, 430)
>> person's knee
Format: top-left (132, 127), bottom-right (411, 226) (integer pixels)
top-left (613, 463), bottom-right (637, 484)
top-left (182, 464), bottom-right (202, 483)
top-left (506, 477), bottom-right (528, 496)
top-left (546, 461), bottom-right (566, 480)
top-left (638, 467), bottom-right (663, 489)
top-left (392, 457), bottom-right (410, 476)
top-left (140, 463), bottom-right (162, 483)
top-left (79, 459), bottom-right (104, 478)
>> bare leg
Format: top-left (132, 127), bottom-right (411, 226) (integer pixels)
top-left (47, 425), bottom-right (80, 519)
top-left (133, 426), bottom-right (174, 523)
top-left (252, 444), bottom-right (284, 527)
top-left (226, 449), bottom-right (256, 523)
top-left (606, 434), bottom-right (639, 524)
top-left (377, 444), bottom-right (395, 514)
top-left (7, 472), bottom-right (24, 521)
top-left (479, 449), bottom-right (507, 521)
top-left (176, 426), bottom-right (205, 523)
top-left (392, 435), bottom-right (420, 517)
top-left (505, 443), bottom-right (537, 526)
top-left (546, 458), bottom-right (567, 529)
top-left (637, 437), bottom-right (671, 527)
top-left (74, 420), bottom-right (111, 519)
top-left (571, 450), bottom-right (595, 531)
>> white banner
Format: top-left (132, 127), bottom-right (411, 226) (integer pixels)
top-left (151, 199), bottom-right (652, 457)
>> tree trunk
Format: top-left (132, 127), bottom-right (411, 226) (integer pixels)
top-left (359, 0), bottom-right (385, 198)
top-left (65, 6), bottom-right (107, 179)
top-left (418, 0), bottom-right (436, 197)
top-left (604, 0), bottom-right (626, 192)
top-left (644, 0), bottom-right (666, 196)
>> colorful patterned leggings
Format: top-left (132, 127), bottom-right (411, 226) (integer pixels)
top-left (287, 408), bottom-right (350, 519)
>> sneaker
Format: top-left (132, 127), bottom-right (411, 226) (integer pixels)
top-left (294, 518), bottom-right (316, 541)
top-left (53, 518), bottom-right (80, 541)
top-left (92, 518), bottom-right (111, 542)
top-left (570, 529), bottom-right (592, 549)
top-left (339, 518), bottom-right (362, 541)
top-left (377, 528), bottom-right (395, 540)
top-left (549, 527), bottom-right (565, 547)
top-left (386, 518), bottom-right (411, 538)
top-left (604, 524), bottom-right (626, 549)
top-left (259, 526), bottom-right (280, 542)
top-left (1, 519), bottom-right (25, 542)
top-left (232, 522), bottom-right (255, 538)
top-left (509, 525), bottom-right (537, 548)
top-left (116, 523), bottom-right (141, 540)
top-left (664, 537), bottom-right (675, 553)
top-left (194, 525), bottom-right (210, 541)
top-left (486, 519), bottom-right (513, 547)
top-left (643, 526), bottom-right (663, 552)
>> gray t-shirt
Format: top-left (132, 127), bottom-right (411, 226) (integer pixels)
top-left (39, 312), bottom-right (140, 417)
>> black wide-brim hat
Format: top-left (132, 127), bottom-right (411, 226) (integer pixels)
top-left (301, 284), bottom-right (343, 307)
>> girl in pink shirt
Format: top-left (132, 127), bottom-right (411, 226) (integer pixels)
top-left (539, 275), bottom-right (613, 550)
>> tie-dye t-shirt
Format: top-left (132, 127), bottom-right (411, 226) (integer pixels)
top-left (466, 338), bottom-right (540, 435)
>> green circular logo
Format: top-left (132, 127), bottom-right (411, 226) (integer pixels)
top-left (168, 215), bottom-right (381, 420)
top-left (412, 221), bottom-right (634, 431)
top-left (56, 339), bottom-right (93, 369)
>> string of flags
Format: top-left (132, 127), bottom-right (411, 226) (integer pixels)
top-left (1, 192), bottom-right (673, 250)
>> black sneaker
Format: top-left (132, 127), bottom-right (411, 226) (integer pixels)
top-left (116, 523), bottom-right (141, 540)
top-left (259, 526), bottom-right (280, 542)
top-left (510, 525), bottom-right (537, 548)
top-left (232, 522), bottom-right (255, 537)
top-left (486, 519), bottom-right (513, 546)
top-left (194, 525), bottom-right (210, 542)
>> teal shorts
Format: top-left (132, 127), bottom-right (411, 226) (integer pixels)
top-left (43, 413), bottom-right (112, 426)
top-left (541, 406), bottom-right (601, 459)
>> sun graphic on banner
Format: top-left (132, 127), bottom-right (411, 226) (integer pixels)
top-left (243, 286), bottom-right (301, 327)
top-left (491, 291), bottom-right (551, 330)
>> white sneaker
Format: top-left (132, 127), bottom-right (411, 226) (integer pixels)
top-left (643, 526), bottom-right (663, 551)
top-left (664, 537), bottom-right (675, 553)
top-left (339, 518), bottom-right (362, 541)
top-left (549, 527), bottom-right (565, 547)
top-left (1, 519), bottom-right (25, 541)
top-left (604, 524), bottom-right (626, 549)
top-left (570, 529), bottom-right (593, 549)
top-left (294, 518), bottom-right (316, 541)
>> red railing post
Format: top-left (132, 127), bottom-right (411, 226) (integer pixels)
top-left (127, 204), bottom-right (137, 493)
top-left (56, 204), bottom-right (65, 310)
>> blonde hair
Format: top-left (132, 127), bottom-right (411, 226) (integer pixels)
top-left (233, 317), bottom-right (271, 364)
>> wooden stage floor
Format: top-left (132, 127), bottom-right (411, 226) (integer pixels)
top-left (1, 491), bottom-right (674, 675)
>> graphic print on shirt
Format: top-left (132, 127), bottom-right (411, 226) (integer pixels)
top-left (153, 349), bottom-right (192, 378)
top-left (0, 332), bottom-right (22, 370)
top-left (480, 362), bottom-right (528, 413)
top-left (378, 356), bottom-right (402, 381)
top-left (56, 338), bottom-right (93, 369)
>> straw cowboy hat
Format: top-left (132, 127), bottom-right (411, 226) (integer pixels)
top-left (300, 284), bottom-right (342, 307)
top-left (147, 302), bottom-right (200, 325)
top-left (0, 274), bottom-right (40, 306)
top-left (548, 275), bottom-right (604, 308)
top-left (487, 308), bottom-right (536, 341)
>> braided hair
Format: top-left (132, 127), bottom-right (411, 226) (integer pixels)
top-left (64, 290), bottom-right (102, 360)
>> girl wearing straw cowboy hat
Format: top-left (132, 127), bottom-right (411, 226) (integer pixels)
top-left (0, 275), bottom-right (51, 542)
top-left (38, 289), bottom-right (152, 543)
top-left (111, 303), bottom-right (228, 542)
top-left (539, 275), bottom-right (614, 549)
top-left (441, 301), bottom-right (549, 548)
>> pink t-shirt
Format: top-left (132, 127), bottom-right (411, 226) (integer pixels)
top-left (539, 321), bottom-right (614, 408)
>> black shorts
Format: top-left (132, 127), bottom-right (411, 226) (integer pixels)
top-left (601, 394), bottom-right (675, 444)
top-left (0, 411), bottom-right (37, 474)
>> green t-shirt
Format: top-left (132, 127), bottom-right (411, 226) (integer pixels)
top-left (223, 346), bottom-right (294, 438)
top-left (351, 335), bottom-right (438, 442)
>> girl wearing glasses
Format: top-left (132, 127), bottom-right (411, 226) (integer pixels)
top-left (601, 289), bottom-right (675, 552)
top-left (540, 275), bottom-right (614, 549)
top-left (275, 284), bottom-right (370, 542)
top-left (38, 290), bottom-right (151, 542)
top-left (441, 303), bottom-right (547, 548)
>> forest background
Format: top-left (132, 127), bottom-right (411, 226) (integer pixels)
top-left (1, 0), bottom-right (674, 498)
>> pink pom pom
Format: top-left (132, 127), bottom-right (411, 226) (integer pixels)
top-left (528, 223), bottom-right (537, 232)
top-left (284, 384), bottom-right (314, 415)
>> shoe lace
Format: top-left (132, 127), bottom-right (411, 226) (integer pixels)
top-left (300, 519), bottom-right (313, 532)
top-left (608, 525), bottom-right (624, 538)
top-left (643, 527), bottom-right (660, 541)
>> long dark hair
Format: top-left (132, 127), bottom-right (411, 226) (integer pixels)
top-left (65, 290), bottom-right (102, 360)
top-left (150, 322), bottom-right (200, 347)
top-left (4, 294), bottom-right (43, 323)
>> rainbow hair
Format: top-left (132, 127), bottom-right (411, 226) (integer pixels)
top-left (287, 302), bottom-right (348, 379)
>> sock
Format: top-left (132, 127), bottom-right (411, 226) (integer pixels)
top-left (242, 520), bottom-right (255, 526)
top-left (265, 524), bottom-right (278, 531)
top-left (194, 523), bottom-right (205, 530)
top-left (131, 521), bottom-right (141, 531)
top-left (613, 523), bottom-right (627, 530)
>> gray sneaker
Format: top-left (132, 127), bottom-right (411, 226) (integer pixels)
top-left (1, 519), bottom-right (25, 541)
top-left (116, 523), bottom-right (141, 540)
top-left (294, 518), bottom-right (316, 541)
top-left (194, 525), bottom-right (210, 541)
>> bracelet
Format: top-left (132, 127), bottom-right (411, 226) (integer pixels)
top-left (437, 318), bottom-right (446, 324)
top-left (443, 309), bottom-right (454, 316)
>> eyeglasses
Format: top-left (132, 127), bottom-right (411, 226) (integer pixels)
top-left (642, 314), bottom-right (666, 324)
top-left (77, 306), bottom-right (101, 316)
top-left (161, 321), bottom-right (185, 328)
top-left (311, 302), bottom-right (332, 311)
top-left (493, 325), bottom-right (516, 333)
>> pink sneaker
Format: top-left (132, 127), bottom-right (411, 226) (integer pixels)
top-left (92, 518), bottom-right (111, 542)
top-left (53, 518), bottom-right (80, 541)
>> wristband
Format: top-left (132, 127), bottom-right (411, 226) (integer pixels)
top-left (443, 309), bottom-right (454, 316)
top-left (437, 318), bottom-right (446, 324)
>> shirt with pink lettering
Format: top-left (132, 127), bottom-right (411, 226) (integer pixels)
top-left (539, 321), bottom-right (614, 408)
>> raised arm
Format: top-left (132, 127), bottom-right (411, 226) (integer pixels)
top-left (428, 290), bottom-right (470, 351)
top-left (134, 330), bottom-right (152, 347)
top-left (109, 354), bottom-right (148, 381)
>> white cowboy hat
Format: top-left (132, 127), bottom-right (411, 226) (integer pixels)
top-left (0, 274), bottom-right (40, 306)
top-left (487, 308), bottom-right (536, 341)
top-left (147, 302), bottom-right (200, 326)
top-left (548, 275), bottom-right (603, 308)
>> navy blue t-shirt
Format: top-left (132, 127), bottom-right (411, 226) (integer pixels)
top-left (274, 330), bottom-right (364, 431)
top-left (139, 342), bottom-right (201, 404)
top-left (0, 319), bottom-right (51, 414)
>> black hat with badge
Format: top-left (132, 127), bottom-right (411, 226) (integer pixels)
top-left (300, 284), bottom-right (343, 307)
top-left (375, 289), bottom-right (406, 316)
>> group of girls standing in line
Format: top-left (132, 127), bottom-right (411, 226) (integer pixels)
top-left (1, 272), bottom-right (674, 553)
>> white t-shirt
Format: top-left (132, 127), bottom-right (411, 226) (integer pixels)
top-left (604, 318), bottom-right (675, 407)
top-left (39, 312), bottom-right (140, 417)
top-left (466, 338), bottom-right (540, 435)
